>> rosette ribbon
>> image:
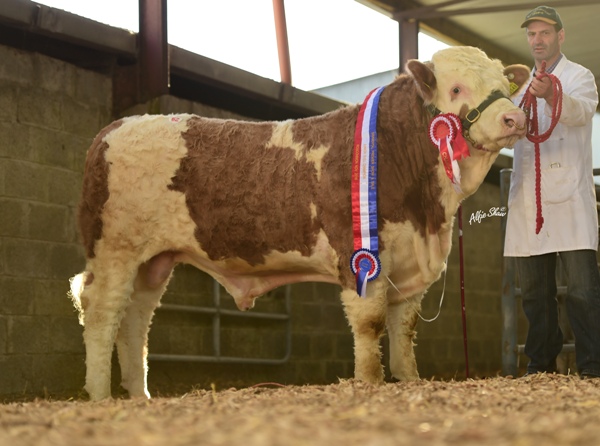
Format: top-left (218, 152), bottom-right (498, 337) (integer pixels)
top-left (428, 113), bottom-right (470, 193)
top-left (350, 86), bottom-right (384, 297)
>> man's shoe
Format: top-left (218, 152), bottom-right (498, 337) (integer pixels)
top-left (522, 369), bottom-right (557, 378)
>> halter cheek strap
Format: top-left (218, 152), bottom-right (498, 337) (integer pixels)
top-left (461, 90), bottom-right (507, 130)
top-left (427, 90), bottom-right (509, 131)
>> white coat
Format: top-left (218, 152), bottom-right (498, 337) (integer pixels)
top-left (504, 55), bottom-right (599, 257)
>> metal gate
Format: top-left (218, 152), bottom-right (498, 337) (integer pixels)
top-left (148, 280), bottom-right (292, 365)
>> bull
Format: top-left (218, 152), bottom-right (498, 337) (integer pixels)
top-left (70, 46), bottom-right (529, 400)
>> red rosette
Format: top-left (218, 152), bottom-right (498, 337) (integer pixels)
top-left (429, 115), bottom-right (455, 183)
top-left (428, 115), bottom-right (454, 148)
top-left (445, 113), bottom-right (470, 160)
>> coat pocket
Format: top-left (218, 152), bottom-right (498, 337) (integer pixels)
top-left (541, 166), bottom-right (577, 204)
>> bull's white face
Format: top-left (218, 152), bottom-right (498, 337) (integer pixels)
top-left (430, 47), bottom-right (526, 151)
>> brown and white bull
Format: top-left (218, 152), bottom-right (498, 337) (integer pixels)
top-left (69, 46), bottom-right (528, 400)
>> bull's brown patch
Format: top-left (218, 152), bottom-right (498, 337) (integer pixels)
top-left (171, 118), bottom-right (322, 266)
top-left (78, 119), bottom-right (124, 258)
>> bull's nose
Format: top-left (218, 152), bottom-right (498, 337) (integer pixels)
top-left (503, 111), bottom-right (527, 135)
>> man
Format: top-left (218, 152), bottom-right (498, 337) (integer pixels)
top-left (504, 6), bottom-right (600, 378)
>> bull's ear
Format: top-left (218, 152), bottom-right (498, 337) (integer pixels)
top-left (405, 59), bottom-right (436, 103)
top-left (504, 64), bottom-right (531, 98)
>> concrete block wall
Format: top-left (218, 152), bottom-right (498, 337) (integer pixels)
top-left (0, 43), bottom-right (517, 399)
top-left (0, 44), bottom-right (112, 398)
top-left (415, 181), bottom-right (514, 379)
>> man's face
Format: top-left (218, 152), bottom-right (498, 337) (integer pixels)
top-left (525, 20), bottom-right (564, 63)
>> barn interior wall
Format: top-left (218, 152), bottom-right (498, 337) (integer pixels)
top-left (0, 42), bottom-right (522, 400)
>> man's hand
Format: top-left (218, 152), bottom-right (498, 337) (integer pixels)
top-left (529, 74), bottom-right (555, 106)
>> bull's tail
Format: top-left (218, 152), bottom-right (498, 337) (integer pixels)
top-left (68, 272), bottom-right (88, 326)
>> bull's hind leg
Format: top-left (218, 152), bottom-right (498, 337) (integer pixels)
top-left (80, 257), bottom-right (140, 400)
top-left (386, 295), bottom-right (422, 381)
top-left (341, 281), bottom-right (388, 384)
top-left (116, 255), bottom-right (174, 399)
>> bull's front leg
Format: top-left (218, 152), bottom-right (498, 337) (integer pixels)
top-left (341, 280), bottom-right (388, 384)
top-left (386, 295), bottom-right (422, 381)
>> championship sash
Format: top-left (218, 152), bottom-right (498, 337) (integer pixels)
top-left (350, 87), bottom-right (384, 297)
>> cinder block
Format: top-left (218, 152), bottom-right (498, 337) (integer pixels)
top-left (28, 203), bottom-right (69, 242)
top-left (48, 242), bottom-right (81, 279)
top-left (0, 121), bottom-right (32, 169)
top-left (8, 315), bottom-right (50, 354)
top-left (294, 361), bottom-right (325, 384)
top-left (312, 334), bottom-right (333, 358)
top-left (0, 355), bottom-right (33, 396)
top-left (0, 198), bottom-right (25, 237)
top-left (31, 353), bottom-right (85, 396)
top-left (260, 328), bottom-right (288, 359)
top-left (325, 360), bottom-right (351, 382)
top-left (33, 278), bottom-right (79, 316)
top-left (0, 317), bottom-right (7, 353)
top-left (47, 170), bottom-right (82, 207)
top-left (28, 126), bottom-right (77, 170)
top-left (32, 52), bottom-right (74, 96)
top-left (292, 302), bottom-right (323, 329)
top-left (60, 97), bottom-right (100, 138)
top-left (335, 333), bottom-right (353, 359)
top-left (159, 95), bottom-right (193, 114)
top-left (2, 159), bottom-right (50, 201)
top-left (0, 277), bottom-right (34, 315)
top-left (17, 88), bottom-right (61, 130)
top-left (0, 46), bottom-right (34, 85)
top-left (290, 282), bottom-right (319, 302)
top-left (50, 316), bottom-right (84, 353)
top-left (3, 238), bottom-right (51, 278)
top-left (0, 84), bottom-right (17, 123)
top-left (320, 302), bottom-right (346, 329)
top-left (291, 333), bottom-right (311, 358)
top-left (74, 69), bottom-right (111, 108)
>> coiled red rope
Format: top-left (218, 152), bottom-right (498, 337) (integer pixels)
top-left (518, 60), bottom-right (563, 234)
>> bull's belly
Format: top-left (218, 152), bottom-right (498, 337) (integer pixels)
top-left (176, 245), bottom-right (340, 308)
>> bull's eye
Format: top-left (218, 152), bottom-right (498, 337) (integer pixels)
top-left (452, 87), bottom-right (461, 94)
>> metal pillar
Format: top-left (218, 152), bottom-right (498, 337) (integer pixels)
top-left (398, 17), bottom-right (419, 73)
top-left (139, 0), bottom-right (169, 100)
top-left (272, 0), bottom-right (292, 85)
top-left (500, 168), bottom-right (518, 376)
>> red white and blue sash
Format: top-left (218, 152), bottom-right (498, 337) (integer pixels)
top-left (350, 87), bottom-right (384, 297)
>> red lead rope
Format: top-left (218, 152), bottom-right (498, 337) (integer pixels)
top-left (518, 61), bottom-right (563, 234)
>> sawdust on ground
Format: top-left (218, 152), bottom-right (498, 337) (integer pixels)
top-left (2, 374), bottom-right (599, 446)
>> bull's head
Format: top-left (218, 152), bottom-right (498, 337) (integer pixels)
top-left (406, 46), bottom-right (529, 152)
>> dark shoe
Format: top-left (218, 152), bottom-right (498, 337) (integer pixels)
top-left (580, 372), bottom-right (600, 380)
top-left (522, 369), bottom-right (557, 378)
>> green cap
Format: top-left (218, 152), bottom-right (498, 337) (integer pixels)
top-left (521, 6), bottom-right (563, 30)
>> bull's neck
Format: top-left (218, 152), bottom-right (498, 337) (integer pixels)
top-left (460, 148), bottom-right (499, 196)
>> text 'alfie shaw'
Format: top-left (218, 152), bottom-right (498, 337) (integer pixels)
top-left (469, 207), bottom-right (507, 225)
